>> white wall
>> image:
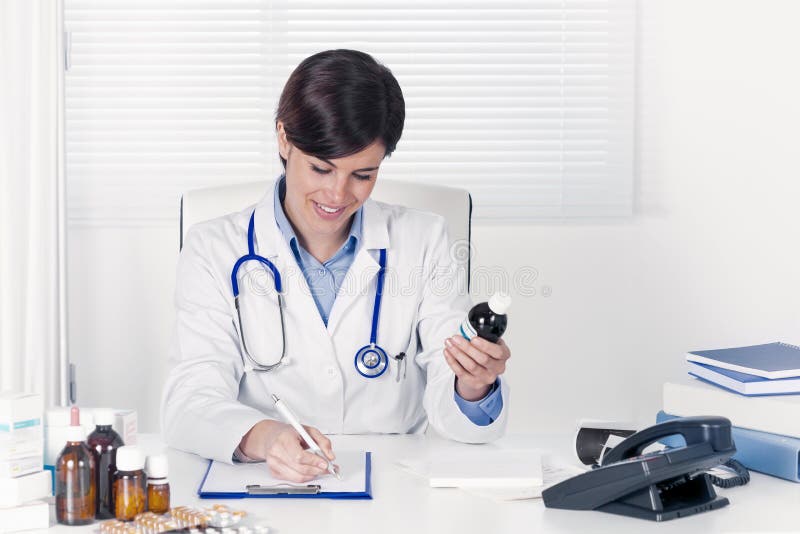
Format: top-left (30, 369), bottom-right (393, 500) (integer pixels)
top-left (68, 0), bottom-right (800, 434)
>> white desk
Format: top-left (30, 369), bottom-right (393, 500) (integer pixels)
top-left (45, 433), bottom-right (800, 534)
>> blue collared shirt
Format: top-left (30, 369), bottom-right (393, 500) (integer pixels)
top-left (272, 177), bottom-right (502, 425)
top-left (273, 178), bottom-right (361, 326)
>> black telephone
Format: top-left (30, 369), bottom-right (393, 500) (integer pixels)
top-left (542, 416), bottom-right (736, 522)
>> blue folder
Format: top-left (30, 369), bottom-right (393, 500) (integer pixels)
top-left (197, 452), bottom-right (372, 499)
top-left (657, 411), bottom-right (800, 483)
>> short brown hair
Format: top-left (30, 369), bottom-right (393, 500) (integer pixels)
top-left (275, 49), bottom-right (405, 168)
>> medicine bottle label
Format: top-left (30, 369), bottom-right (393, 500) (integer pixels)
top-left (459, 318), bottom-right (477, 340)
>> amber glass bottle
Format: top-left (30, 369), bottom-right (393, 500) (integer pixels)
top-left (56, 409), bottom-right (96, 525)
top-left (87, 409), bottom-right (124, 519)
top-left (113, 446), bottom-right (147, 521)
top-left (145, 454), bottom-right (170, 514)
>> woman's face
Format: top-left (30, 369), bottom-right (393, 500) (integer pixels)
top-left (277, 122), bottom-right (385, 246)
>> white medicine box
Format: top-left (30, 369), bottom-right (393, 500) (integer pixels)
top-left (0, 393), bottom-right (43, 435)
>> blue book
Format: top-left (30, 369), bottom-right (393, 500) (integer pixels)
top-left (657, 411), bottom-right (800, 483)
top-left (686, 342), bottom-right (800, 379)
top-left (688, 361), bottom-right (800, 396)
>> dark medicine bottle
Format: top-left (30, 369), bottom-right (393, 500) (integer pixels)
top-left (459, 292), bottom-right (511, 343)
top-left (87, 409), bottom-right (124, 519)
top-left (56, 407), bottom-right (96, 525)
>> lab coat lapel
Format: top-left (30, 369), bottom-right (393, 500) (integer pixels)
top-left (326, 198), bottom-right (390, 336)
top-left (252, 180), bottom-right (282, 261)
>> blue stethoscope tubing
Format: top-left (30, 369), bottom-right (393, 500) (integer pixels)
top-left (231, 212), bottom-right (287, 372)
top-left (231, 211), bottom-right (389, 378)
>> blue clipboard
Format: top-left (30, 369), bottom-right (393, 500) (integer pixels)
top-left (197, 451), bottom-right (372, 500)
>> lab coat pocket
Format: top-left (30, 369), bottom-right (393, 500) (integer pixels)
top-left (388, 331), bottom-right (418, 384)
top-left (363, 318), bottom-right (424, 433)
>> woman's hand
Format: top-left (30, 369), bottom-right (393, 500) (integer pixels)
top-left (443, 336), bottom-right (511, 401)
top-left (239, 420), bottom-right (337, 483)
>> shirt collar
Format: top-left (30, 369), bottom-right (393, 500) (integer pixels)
top-left (273, 175), bottom-right (363, 254)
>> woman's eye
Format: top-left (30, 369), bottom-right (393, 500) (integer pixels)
top-left (354, 173), bottom-right (371, 181)
top-left (311, 164), bottom-right (331, 175)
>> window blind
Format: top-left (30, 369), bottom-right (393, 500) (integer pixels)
top-left (65, 0), bottom-right (635, 223)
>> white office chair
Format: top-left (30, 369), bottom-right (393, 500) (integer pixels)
top-left (179, 179), bottom-right (473, 287)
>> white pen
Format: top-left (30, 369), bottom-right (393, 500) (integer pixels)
top-left (271, 394), bottom-right (341, 480)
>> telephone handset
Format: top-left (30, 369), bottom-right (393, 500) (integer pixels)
top-left (543, 416), bottom-right (736, 522)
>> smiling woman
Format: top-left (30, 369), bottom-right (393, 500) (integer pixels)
top-left (161, 49), bottom-right (512, 485)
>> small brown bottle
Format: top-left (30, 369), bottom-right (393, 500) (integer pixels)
top-left (56, 407), bottom-right (96, 525)
top-left (113, 446), bottom-right (147, 521)
top-left (145, 454), bottom-right (170, 514)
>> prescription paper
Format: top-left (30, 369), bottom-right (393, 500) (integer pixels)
top-left (396, 451), bottom-right (586, 502)
top-left (395, 449), bottom-right (544, 488)
top-left (461, 454), bottom-right (587, 502)
top-left (201, 450), bottom-right (368, 495)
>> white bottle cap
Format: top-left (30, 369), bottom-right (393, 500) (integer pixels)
top-left (146, 454), bottom-right (169, 478)
top-left (116, 446), bottom-right (145, 472)
top-left (65, 425), bottom-right (85, 443)
top-left (488, 292), bottom-right (512, 315)
top-left (94, 409), bottom-right (115, 426)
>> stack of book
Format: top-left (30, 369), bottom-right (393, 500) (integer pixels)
top-left (0, 392), bottom-right (51, 532)
top-left (661, 342), bottom-right (800, 482)
top-left (686, 342), bottom-right (800, 396)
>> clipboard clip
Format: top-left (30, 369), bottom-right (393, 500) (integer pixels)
top-left (246, 483), bottom-right (321, 495)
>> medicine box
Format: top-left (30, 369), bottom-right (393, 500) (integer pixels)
top-left (113, 409), bottom-right (138, 446)
top-left (0, 439), bottom-right (43, 462)
top-left (0, 393), bottom-right (43, 435)
top-left (0, 426), bottom-right (42, 445)
top-left (0, 470), bottom-right (51, 507)
top-left (0, 456), bottom-right (43, 479)
top-left (0, 500), bottom-right (50, 533)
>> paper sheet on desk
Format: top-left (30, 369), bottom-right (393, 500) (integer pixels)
top-left (395, 451), bottom-right (585, 502)
top-left (200, 450), bottom-right (368, 495)
top-left (461, 455), bottom-right (587, 502)
top-left (395, 449), bottom-right (544, 488)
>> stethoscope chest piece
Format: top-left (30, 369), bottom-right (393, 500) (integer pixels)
top-left (354, 344), bottom-right (389, 378)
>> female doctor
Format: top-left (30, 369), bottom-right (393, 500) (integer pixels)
top-left (161, 49), bottom-right (511, 483)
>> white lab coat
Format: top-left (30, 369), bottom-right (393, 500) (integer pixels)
top-left (161, 180), bottom-right (509, 463)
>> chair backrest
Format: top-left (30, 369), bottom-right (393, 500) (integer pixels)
top-left (180, 179), bottom-right (473, 282)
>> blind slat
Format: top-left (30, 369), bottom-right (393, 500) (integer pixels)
top-left (65, 0), bottom-right (635, 222)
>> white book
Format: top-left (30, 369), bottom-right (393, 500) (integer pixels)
top-left (663, 379), bottom-right (800, 438)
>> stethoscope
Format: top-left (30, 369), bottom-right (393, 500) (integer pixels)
top-left (231, 211), bottom-right (405, 379)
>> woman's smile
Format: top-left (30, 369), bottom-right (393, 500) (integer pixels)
top-left (312, 200), bottom-right (349, 221)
